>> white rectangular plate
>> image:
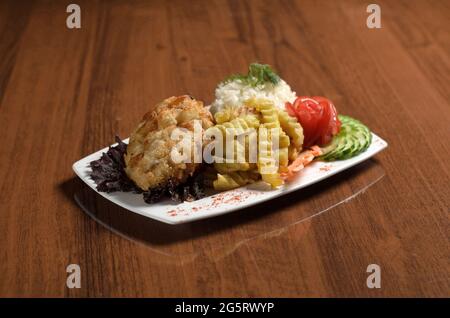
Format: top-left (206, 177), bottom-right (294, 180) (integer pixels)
top-left (73, 133), bottom-right (387, 224)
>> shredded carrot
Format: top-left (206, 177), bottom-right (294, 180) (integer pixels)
top-left (281, 145), bottom-right (322, 180)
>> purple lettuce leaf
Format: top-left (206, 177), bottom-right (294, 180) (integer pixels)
top-left (88, 136), bottom-right (206, 203)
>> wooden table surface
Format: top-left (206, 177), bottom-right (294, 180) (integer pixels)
top-left (0, 0), bottom-right (448, 297)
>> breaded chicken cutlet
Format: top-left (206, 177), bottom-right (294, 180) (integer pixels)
top-left (124, 95), bottom-right (214, 191)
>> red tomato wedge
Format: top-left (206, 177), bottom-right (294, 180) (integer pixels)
top-left (285, 96), bottom-right (341, 148)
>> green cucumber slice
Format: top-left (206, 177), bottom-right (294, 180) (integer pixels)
top-left (319, 114), bottom-right (372, 161)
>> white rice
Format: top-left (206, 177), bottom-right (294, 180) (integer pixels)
top-left (210, 79), bottom-right (297, 115)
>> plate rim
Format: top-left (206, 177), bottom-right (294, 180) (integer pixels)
top-left (72, 133), bottom-right (388, 225)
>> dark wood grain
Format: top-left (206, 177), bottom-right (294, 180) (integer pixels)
top-left (0, 0), bottom-right (448, 297)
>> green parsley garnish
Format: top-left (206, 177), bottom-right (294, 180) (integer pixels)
top-left (222, 63), bottom-right (281, 87)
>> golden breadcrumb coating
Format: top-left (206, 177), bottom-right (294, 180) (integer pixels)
top-left (124, 95), bottom-right (214, 190)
